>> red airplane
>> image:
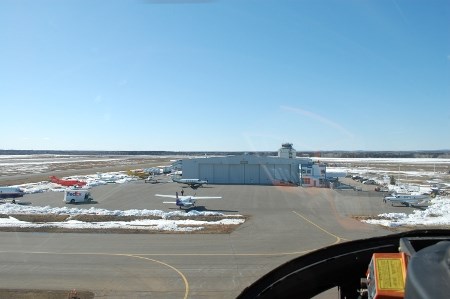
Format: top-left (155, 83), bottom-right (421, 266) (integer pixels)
top-left (49, 176), bottom-right (87, 187)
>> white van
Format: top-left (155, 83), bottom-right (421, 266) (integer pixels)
top-left (64, 189), bottom-right (92, 204)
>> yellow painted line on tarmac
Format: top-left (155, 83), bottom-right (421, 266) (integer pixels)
top-left (292, 211), bottom-right (348, 244)
top-left (119, 254), bottom-right (189, 299)
top-left (1, 250), bottom-right (311, 257)
top-left (136, 251), bottom-right (312, 256)
top-left (0, 251), bottom-right (189, 299)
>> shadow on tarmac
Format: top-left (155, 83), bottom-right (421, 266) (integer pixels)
top-left (70, 201), bottom-right (99, 205)
top-left (0, 200), bottom-right (33, 206)
top-left (167, 205), bottom-right (239, 213)
top-left (389, 203), bottom-right (428, 210)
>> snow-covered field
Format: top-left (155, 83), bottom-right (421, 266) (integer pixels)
top-left (0, 155), bottom-right (245, 232)
top-left (1, 155), bottom-right (450, 230)
top-left (0, 208), bottom-right (245, 233)
top-left (314, 157), bottom-right (450, 187)
top-left (0, 154), bottom-right (137, 175)
top-left (0, 203), bottom-right (245, 232)
top-left (362, 195), bottom-right (450, 228)
top-left (323, 157), bottom-right (450, 228)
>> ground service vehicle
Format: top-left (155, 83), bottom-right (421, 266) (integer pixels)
top-left (63, 189), bottom-right (92, 204)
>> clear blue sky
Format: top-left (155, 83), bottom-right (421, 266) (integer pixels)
top-left (1, 0), bottom-right (449, 152)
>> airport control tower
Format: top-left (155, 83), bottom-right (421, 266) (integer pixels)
top-left (278, 143), bottom-right (296, 159)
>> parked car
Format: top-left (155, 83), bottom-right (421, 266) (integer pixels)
top-left (363, 179), bottom-right (376, 185)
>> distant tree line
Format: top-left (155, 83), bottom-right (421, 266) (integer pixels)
top-left (0, 149), bottom-right (449, 158)
top-left (299, 151), bottom-right (450, 159)
top-left (0, 149), bottom-right (255, 156)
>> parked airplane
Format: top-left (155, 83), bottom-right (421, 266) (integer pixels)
top-left (383, 194), bottom-right (430, 207)
top-left (172, 178), bottom-right (208, 189)
top-left (0, 187), bottom-right (25, 199)
top-left (155, 192), bottom-right (222, 209)
top-left (49, 176), bottom-right (87, 187)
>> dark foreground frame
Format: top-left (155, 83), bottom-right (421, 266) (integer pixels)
top-left (237, 229), bottom-right (450, 299)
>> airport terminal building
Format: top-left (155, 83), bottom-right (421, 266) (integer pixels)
top-left (179, 144), bottom-right (327, 187)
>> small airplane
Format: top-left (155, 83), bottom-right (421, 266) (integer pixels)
top-left (145, 176), bottom-right (160, 184)
top-left (383, 193), bottom-right (430, 207)
top-left (155, 192), bottom-right (222, 209)
top-left (172, 178), bottom-right (208, 189)
top-left (49, 176), bottom-right (87, 187)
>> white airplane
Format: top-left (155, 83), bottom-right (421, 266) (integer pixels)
top-left (383, 194), bottom-right (430, 207)
top-left (155, 192), bottom-right (222, 209)
top-left (172, 178), bottom-right (208, 189)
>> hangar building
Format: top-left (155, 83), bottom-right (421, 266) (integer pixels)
top-left (181, 155), bottom-right (312, 185)
top-left (179, 143), bottom-right (325, 186)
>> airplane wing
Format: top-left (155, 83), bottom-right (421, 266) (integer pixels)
top-left (190, 196), bottom-right (222, 199)
top-left (155, 194), bottom-right (222, 199)
top-left (163, 201), bottom-right (177, 204)
top-left (155, 194), bottom-right (177, 198)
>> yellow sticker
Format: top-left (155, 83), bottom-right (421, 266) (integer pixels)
top-left (376, 258), bottom-right (405, 291)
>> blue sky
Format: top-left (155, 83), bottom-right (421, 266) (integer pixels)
top-left (1, 0), bottom-right (449, 152)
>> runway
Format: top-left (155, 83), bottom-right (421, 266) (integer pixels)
top-left (0, 181), bottom-right (415, 298)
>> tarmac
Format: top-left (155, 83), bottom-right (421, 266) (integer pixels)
top-left (0, 179), bottom-right (417, 299)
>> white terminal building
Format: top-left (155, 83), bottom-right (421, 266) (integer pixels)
top-left (177, 143), bottom-right (327, 187)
